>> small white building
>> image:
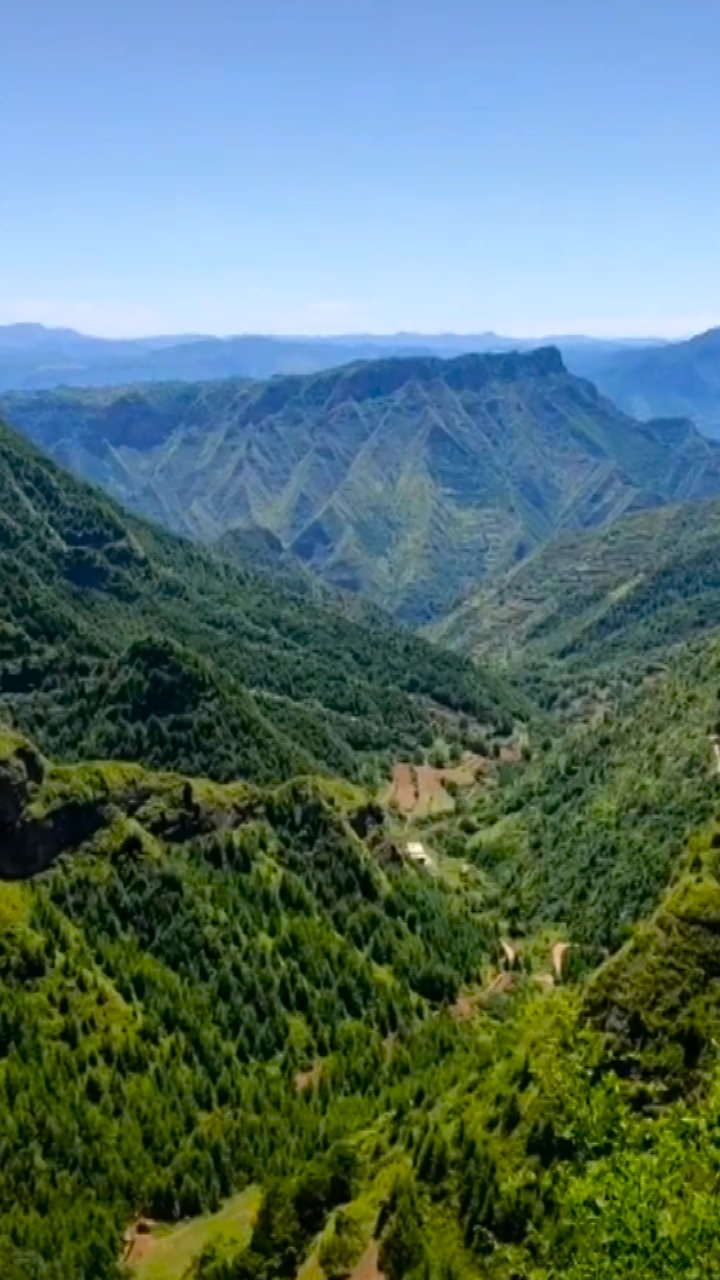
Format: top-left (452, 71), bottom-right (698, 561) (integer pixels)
top-left (406, 841), bottom-right (431, 867)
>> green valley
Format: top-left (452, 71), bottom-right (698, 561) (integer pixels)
top-left (0, 416), bottom-right (518, 786)
top-left (5, 644), bottom-right (720, 1280)
top-left (5, 401), bottom-right (720, 1280)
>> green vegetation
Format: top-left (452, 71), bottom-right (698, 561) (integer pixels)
top-left (7, 349), bottom-right (720, 623)
top-left (0, 416), bottom-right (518, 785)
top-left (0, 725), bottom-right (504, 1276)
top-left (5, 617), bottom-right (720, 1277)
top-left (434, 489), bottom-right (720, 668)
top-left (126, 1188), bottom-right (260, 1280)
top-left (7, 401), bottom-right (720, 1278)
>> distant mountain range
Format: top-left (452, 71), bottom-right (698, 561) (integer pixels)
top-left (5, 347), bottom-right (720, 625)
top-left (4, 320), bottom-right (720, 439)
top-left (0, 320), bottom-right (658, 392)
top-left (585, 327), bottom-right (720, 439)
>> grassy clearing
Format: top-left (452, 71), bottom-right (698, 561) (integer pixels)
top-left (126, 1187), bottom-right (261, 1280)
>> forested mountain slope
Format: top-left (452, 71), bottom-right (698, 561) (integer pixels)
top-left (0, 724), bottom-right (501, 1274)
top-left (8, 387), bottom-right (720, 1280)
top-left (0, 416), bottom-right (519, 784)
top-left (5, 622), bottom-right (720, 1278)
top-left (434, 491), bottom-right (720, 666)
top-left (5, 349), bottom-right (720, 623)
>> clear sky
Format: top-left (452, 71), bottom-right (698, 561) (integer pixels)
top-left (2, 0), bottom-right (719, 338)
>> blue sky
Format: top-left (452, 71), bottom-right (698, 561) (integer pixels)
top-left (2, 0), bottom-right (719, 338)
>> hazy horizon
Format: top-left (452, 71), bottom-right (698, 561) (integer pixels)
top-left (0, 319), bottom-right (686, 345)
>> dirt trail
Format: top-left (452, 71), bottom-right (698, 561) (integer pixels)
top-left (124, 1221), bottom-right (155, 1264)
top-left (390, 764), bottom-right (417, 811)
top-left (294, 1062), bottom-right (323, 1093)
top-left (126, 1237), bottom-right (149, 1265)
top-left (451, 971), bottom-right (515, 1018)
top-left (350, 1241), bottom-right (385, 1280)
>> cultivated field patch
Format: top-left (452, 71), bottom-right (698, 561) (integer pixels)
top-left (385, 754), bottom-right (486, 817)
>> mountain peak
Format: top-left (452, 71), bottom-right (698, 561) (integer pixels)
top-left (690, 325), bottom-right (720, 349)
top-left (320, 345), bottom-right (568, 402)
top-left (437, 344), bottom-right (566, 380)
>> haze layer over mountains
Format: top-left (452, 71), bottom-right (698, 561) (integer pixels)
top-left (0, 321), bottom-right (656, 391)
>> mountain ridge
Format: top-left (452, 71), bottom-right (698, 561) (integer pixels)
top-left (6, 348), bottom-right (720, 624)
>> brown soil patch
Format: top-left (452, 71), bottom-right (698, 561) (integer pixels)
top-left (450, 994), bottom-right (475, 1020)
top-left (415, 766), bottom-right (453, 815)
top-left (125, 1228), bottom-right (156, 1264)
top-left (552, 942), bottom-right (570, 979)
top-left (536, 973), bottom-right (555, 991)
top-left (389, 764), bottom-right (417, 811)
top-left (452, 970), bottom-right (516, 1018)
top-left (294, 1062), bottom-right (323, 1093)
top-left (350, 1241), bottom-right (384, 1280)
top-left (387, 754), bottom-right (486, 817)
top-left (479, 972), bottom-right (515, 1003)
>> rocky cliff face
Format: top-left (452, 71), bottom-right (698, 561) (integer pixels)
top-left (0, 734), bottom-right (104, 879)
